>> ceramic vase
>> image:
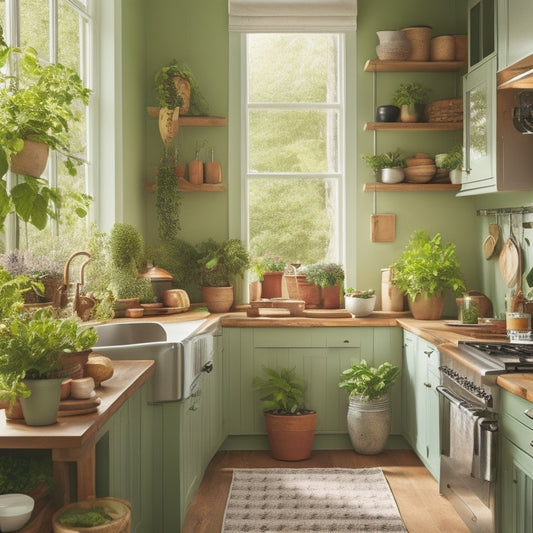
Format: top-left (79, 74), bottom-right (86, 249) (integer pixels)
top-left (376, 31), bottom-right (410, 60)
top-left (20, 378), bottom-right (64, 426)
top-left (347, 394), bottom-right (391, 455)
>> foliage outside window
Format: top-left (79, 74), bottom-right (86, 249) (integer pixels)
top-left (245, 33), bottom-right (344, 266)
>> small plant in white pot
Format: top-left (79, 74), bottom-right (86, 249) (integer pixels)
top-left (439, 145), bottom-right (463, 184)
top-left (344, 288), bottom-right (376, 317)
top-left (339, 360), bottom-right (400, 455)
top-left (362, 151), bottom-right (406, 184)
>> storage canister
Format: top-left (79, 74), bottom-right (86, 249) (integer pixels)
top-left (401, 26), bottom-right (432, 60)
top-left (430, 35), bottom-right (455, 61)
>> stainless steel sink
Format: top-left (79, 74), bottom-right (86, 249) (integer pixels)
top-left (93, 320), bottom-right (208, 402)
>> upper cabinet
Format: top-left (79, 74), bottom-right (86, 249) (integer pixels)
top-left (468, 0), bottom-right (496, 70)
top-left (497, 0), bottom-right (533, 70)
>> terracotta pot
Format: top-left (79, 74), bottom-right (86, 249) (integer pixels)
top-left (400, 103), bottom-right (425, 123)
top-left (263, 411), bottom-right (317, 461)
top-left (408, 293), bottom-right (445, 320)
top-left (202, 286), bottom-right (234, 313)
top-left (261, 271), bottom-right (284, 299)
top-left (10, 139), bottom-right (49, 177)
top-left (321, 285), bottom-right (341, 309)
top-left (297, 278), bottom-right (321, 309)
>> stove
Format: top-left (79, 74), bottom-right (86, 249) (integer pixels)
top-left (458, 340), bottom-right (533, 374)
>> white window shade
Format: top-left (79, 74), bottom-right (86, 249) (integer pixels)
top-left (228, 0), bottom-right (357, 32)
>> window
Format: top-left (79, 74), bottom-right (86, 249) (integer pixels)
top-left (244, 33), bottom-right (344, 265)
top-left (0, 0), bottom-right (93, 253)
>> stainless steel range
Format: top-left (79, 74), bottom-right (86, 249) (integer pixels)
top-left (437, 340), bottom-right (533, 533)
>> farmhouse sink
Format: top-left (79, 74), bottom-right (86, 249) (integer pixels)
top-left (93, 319), bottom-right (208, 402)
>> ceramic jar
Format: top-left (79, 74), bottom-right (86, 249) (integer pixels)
top-left (376, 31), bottom-right (410, 60)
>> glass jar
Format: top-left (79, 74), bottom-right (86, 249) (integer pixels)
top-left (459, 297), bottom-right (479, 324)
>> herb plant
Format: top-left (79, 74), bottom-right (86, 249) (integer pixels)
top-left (0, 452), bottom-right (53, 495)
top-left (251, 254), bottom-right (286, 281)
top-left (440, 145), bottom-right (463, 171)
top-left (362, 150), bottom-right (406, 175)
top-left (156, 146), bottom-right (182, 242)
top-left (302, 263), bottom-right (345, 288)
top-left (339, 360), bottom-right (400, 401)
top-left (392, 82), bottom-right (430, 106)
top-left (390, 230), bottom-right (466, 300)
top-left (345, 288), bottom-right (375, 299)
top-left (253, 367), bottom-right (310, 415)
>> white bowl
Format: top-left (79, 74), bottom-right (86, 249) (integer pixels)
top-left (0, 493), bottom-right (34, 532)
top-left (345, 295), bottom-right (376, 317)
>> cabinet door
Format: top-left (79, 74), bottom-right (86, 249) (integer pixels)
top-left (500, 437), bottom-right (533, 533)
top-left (461, 58), bottom-right (497, 194)
top-left (468, 0), bottom-right (496, 69)
top-left (498, 0), bottom-right (533, 69)
top-left (401, 332), bottom-right (417, 448)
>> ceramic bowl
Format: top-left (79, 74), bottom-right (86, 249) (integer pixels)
top-left (345, 295), bottom-right (376, 317)
top-left (404, 165), bottom-right (436, 183)
top-left (0, 493), bottom-right (34, 532)
top-left (70, 377), bottom-right (95, 400)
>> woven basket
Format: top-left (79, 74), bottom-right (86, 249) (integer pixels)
top-left (402, 26), bottom-right (432, 61)
top-left (424, 98), bottom-right (463, 122)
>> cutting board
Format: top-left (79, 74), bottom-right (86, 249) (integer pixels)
top-left (371, 214), bottom-right (396, 242)
top-left (58, 395), bottom-right (101, 416)
top-left (302, 309), bottom-right (352, 318)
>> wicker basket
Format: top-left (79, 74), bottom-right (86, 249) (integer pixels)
top-left (424, 98), bottom-right (463, 122)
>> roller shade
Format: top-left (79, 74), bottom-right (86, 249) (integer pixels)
top-left (228, 0), bottom-right (357, 32)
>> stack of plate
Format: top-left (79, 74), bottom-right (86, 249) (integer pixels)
top-left (404, 153), bottom-right (436, 183)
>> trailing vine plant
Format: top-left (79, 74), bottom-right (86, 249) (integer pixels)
top-left (156, 145), bottom-right (182, 242)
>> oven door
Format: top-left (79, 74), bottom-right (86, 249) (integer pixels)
top-left (437, 384), bottom-right (498, 533)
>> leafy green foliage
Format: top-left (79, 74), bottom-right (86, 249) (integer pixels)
top-left (196, 238), bottom-right (250, 287)
top-left (58, 506), bottom-right (113, 527)
top-left (302, 263), bottom-right (344, 288)
top-left (252, 367), bottom-right (309, 414)
top-left (251, 254), bottom-right (286, 281)
top-left (392, 82), bottom-right (430, 106)
top-left (345, 288), bottom-right (375, 299)
top-left (108, 223), bottom-right (145, 272)
top-left (362, 150), bottom-right (406, 174)
top-left (0, 267), bottom-right (42, 318)
top-left (156, 147), bottom-right (181, 242)
top-left (339, 360), bottom-right (400, 400)
top-left (440, 145), bottom-right (463, 171)
top-left (0, 452), bottom-right (53, 494)
top-left (390, 230), bottom-right (466, 300)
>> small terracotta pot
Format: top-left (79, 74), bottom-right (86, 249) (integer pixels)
top-left (321, 285), bottom-right (341, 309)
top-left (264, 412), bottom-right (317, 461)
top-left (296, 279), bottom-right (321, 309)
top-left (261, 271), bottom-right (284, 299)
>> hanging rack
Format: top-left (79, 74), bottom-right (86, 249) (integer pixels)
top-left (477, 206), bottom-right (533, 216)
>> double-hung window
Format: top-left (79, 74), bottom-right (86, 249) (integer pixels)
top-left (244, 33), bottom-right (344, 265)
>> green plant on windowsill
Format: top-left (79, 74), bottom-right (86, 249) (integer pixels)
top-left (301, 262), bottom-right (345, 288)
top-left (251, 254), bottom-right (286, 281)
top-left (345, 288), bottom-right (376, 299)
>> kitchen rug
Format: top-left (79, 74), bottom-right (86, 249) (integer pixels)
top-left (222, 467), bottom-right (407, 532)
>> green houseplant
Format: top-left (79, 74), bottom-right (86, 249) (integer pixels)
top-left (390, 230), bottom-right (466, 319)
top-left (196, 238), bottom-right (250, 312)
top-left (439, 145), bottom-right (463, 184)
top-left (0, 306), bottom-right (97, 425)
top-left (251, 254), bottom-right (286, 299)
top-left (392, 82), bottom-right (430, 123)
top-left (155, 146), bottom-right (182, 242)
top-left (344, 288), bottom-right (376, 317)
top-left (362, 150), bottom-right (406, 183)
top-left (252, 367), bottom-right (317, 461)
top-left (301, 263), bottom-right (345, 308)
top-left (339, 360), bottom-right (400, 454)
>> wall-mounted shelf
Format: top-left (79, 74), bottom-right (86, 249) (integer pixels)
top-left (146, 107), bottom-right (227, 127)
top-left (364, 121), bottom-right (462, 131)
top-left (364, 59), bottom-right (467, 73)
top-left (144, 178), bottom-right (226, 193)
top-left (364, 182), bottom-right (461, 192)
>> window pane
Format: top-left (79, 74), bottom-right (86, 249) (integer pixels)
top-left (58, 0), bottom-right (81, 70)
top-left (249, 109), bottom-right (339, 173)
top-left (20, 0), bottom-right (49, 58)
top-left (248, 177), bottom-right (338, 264)
top-left (248, 34), bottom-right (339, 103)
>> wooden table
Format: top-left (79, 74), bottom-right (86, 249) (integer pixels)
top-left (0, 360), bottom-right (154, 505)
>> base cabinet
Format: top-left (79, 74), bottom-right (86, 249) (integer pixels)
top-left (223, 327), bottom-right (403, 448)
top-left (500, 390), bottom-right (533, 533)
top-left (402, 331), bottom-right (440, 480)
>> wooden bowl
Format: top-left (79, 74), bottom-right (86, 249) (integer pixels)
top-left (406, 157), bottom-right (434, 167)
top-left (404, 165), bottom-right (436, 183)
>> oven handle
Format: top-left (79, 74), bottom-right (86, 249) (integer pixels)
top-left (436, 385), bottom-right (468, 407)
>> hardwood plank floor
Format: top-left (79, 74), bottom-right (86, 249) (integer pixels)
top-left (182, 449), bottom-right (470, 533)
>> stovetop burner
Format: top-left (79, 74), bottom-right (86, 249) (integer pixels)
top-left (458, 341), bottom-right (533, 373)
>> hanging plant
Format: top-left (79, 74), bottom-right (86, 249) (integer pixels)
top-left (156, 146), bottom-right (181, 242)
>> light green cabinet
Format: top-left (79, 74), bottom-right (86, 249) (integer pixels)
top-left (500, 390), bottom-right (533, 533)
top-left (468, 0), bottom-right (496, 70)
top-left (497, 0), bottom-right (533, 69)
top-left (223, 327), bottom-right (403, 449)
top-left (401, 331), bottom-right (440, 481)
top-left (459, 57), bottom-right (497, 195)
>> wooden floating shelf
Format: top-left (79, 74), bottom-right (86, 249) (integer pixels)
top-left (364, 121), bottom-right (462, 131)
top-left (364, 182), bottom-right (461, 192)
top-left (146, 107), bottom-right (227, 126)
top-left (364, 59), bottom-right (467, 72)
top-left (144, 178), bottom-right (226, 193)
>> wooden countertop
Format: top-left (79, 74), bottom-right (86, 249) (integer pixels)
top-left (497, 374), bottom-right (533, 403)
top-left (0, 360), bottom-right (154, 447)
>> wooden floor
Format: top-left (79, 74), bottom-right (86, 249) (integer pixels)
top-left (182, 449), bottom-right (470, 533)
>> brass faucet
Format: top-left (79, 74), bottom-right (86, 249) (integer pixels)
top-left (58, 251), bottom-right (93, 317)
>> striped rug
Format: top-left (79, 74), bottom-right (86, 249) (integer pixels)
top-left (222, 467), bottom-right (407, 532)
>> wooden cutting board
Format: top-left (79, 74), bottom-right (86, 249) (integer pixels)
top-left (58, 396), bottom-right (101, 416)
top-left (302, 309), bottom-right (352, 318)
top-left (371, 214), bottom-right (396, 242)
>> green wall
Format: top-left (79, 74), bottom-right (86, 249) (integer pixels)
top-left (119, 0), bottom-right (533, 316)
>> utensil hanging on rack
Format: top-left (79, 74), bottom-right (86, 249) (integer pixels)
top-left (499, 214), bottom-right (521, 288)
top-left (483, 215), bottom-right (501, 260)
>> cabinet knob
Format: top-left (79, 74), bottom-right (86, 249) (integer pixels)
top-left (343, 339), bottom-right (349, 344)
top-left (424, 382), bottom-right (432, 388)
top-left (424, 350), bottom-right (433, 357)
top-left (524, 408), bottom-right (533, 420)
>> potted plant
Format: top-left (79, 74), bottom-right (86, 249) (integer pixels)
top-left (390, 230), bottom-right (466, 320)
top-left (252, 366), bottom-right (317, 461)
top-left (344, 288), bottom-right (376, 317)
top-left (300, 263), bottom-right (345, 308)
top-left (439, 145), bottom-right (463, 184)
top-left (0, 306), bottom-right (97, 425)
top-left (196, 238), bottom-right (250, 312)
top-left (251, 254), bottom-right (286, 299)
top-left (154, 59), bottom-right (209, 144)
top-left (0, 267), bottom-right (43, 316)
top-left (362, 150), bottom-right (406, 183)
top-left (339, 360), bottom-right (400, 454)
top-left (107, 223), bottom-right (156, 314)
top-left (392, 82), bottom-right (430, 122)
